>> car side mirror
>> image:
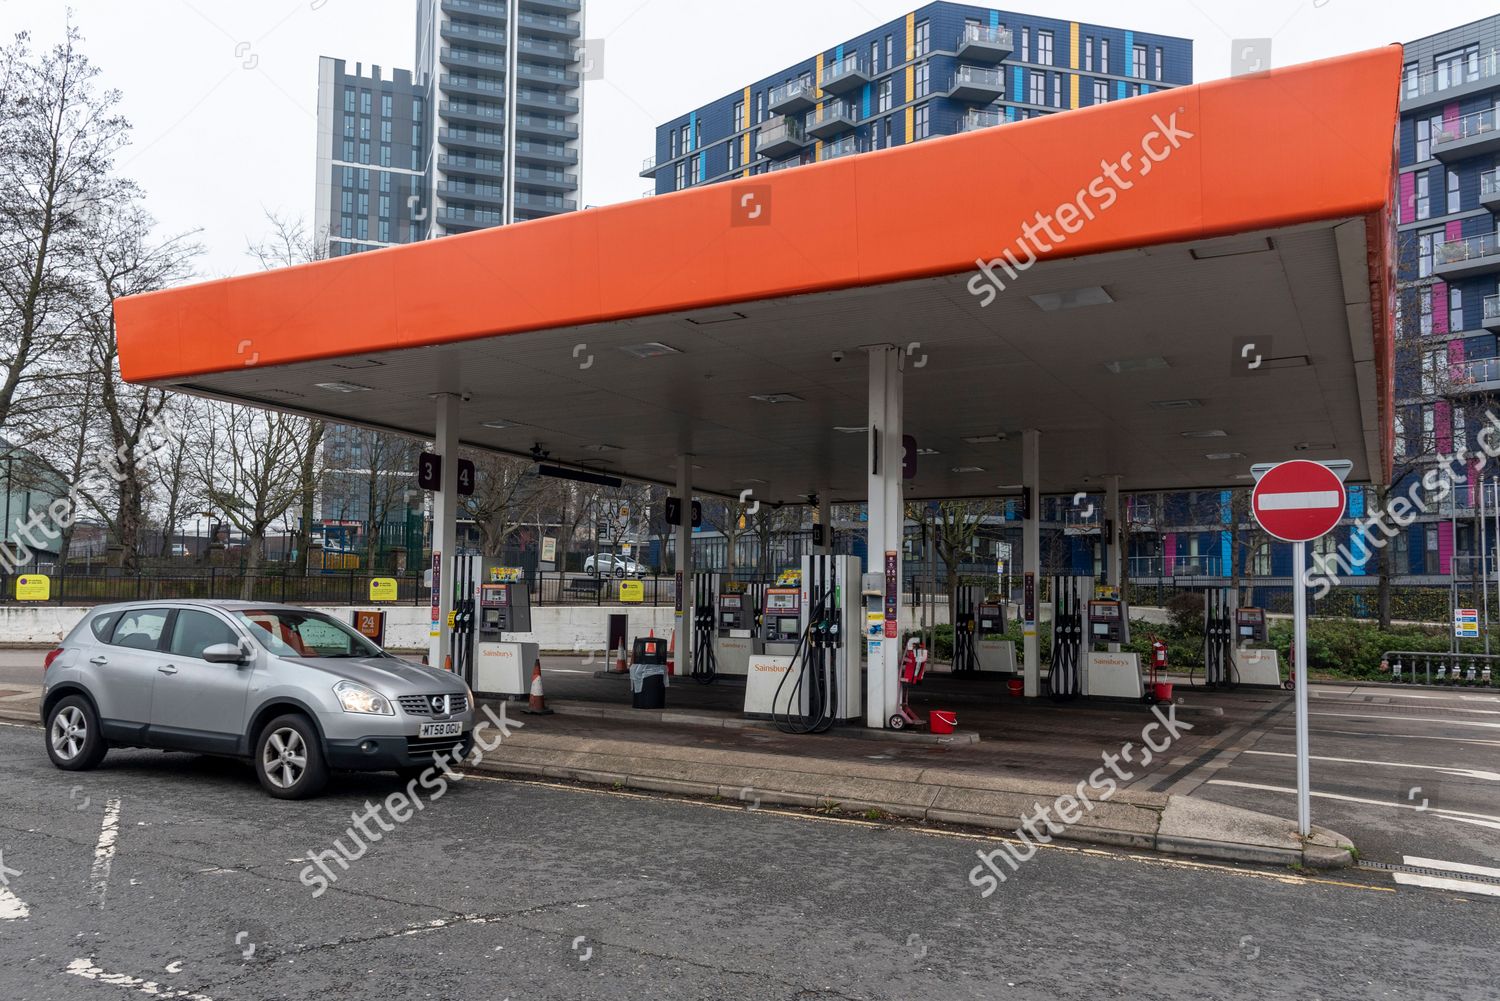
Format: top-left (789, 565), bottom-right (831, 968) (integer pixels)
top-left (203, 642), bottom-right (249, 665)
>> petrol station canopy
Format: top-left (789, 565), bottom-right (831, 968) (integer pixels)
top-left (116, 47), bottom-right (1400, 504)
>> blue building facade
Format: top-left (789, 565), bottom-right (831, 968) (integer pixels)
top-left (642, 3), bottom-right (1192, 194)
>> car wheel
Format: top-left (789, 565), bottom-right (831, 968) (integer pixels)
top-left (46, 695), bottom-right (108, 770)
top-left (254, 714), bottom-right (328, 799)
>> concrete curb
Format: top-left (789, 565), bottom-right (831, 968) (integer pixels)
top-left (549, 699), bottom-right (980, 745)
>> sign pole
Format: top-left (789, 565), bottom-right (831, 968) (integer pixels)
top-left (1293, 538), bottom-right (1311, 838)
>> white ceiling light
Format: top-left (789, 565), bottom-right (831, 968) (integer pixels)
top-left (314, 381), bottom-right (372, 393)
top-left (1103, 357), bottom-right (1169, 375)
top-left (751, 393), bottom-right (804, 404)
top-left (917, 447), bottom-right (941, 456)
top-left (481, 420), bottom-right (514, 430)
top-left (951, 466), bottom-right (986, 474)
top-left (962, 433), bottom-right (1007, 445)
top-left (1205, 452), bottom-right (1245, 461)
top-left (1190, 236), bottom-right (1274, 260)
top-left (1029, 286), bottom-right (1114, 312)
top-left (834, 426), bottom-right (869, 434)
top-left (1151, 399), bottom-right (1200, 410)
top-left (618, 342), bottom-right (682, 358)
top-left (1180, 430), bottom-right (1227, 439)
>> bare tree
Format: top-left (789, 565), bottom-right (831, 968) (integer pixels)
top-left (0, 25), bottom-right (130, 432)
top-left (460, 452), bottom-right (547, 557)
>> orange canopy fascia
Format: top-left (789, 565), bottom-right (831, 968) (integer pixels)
top-left (116, 45), bottom-right (1401, 476)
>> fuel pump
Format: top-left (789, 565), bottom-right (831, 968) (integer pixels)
top-left (974, 599), bottom-right (1015, 674)
top-left (691, 572), bottom-right (719, 685)
top-left (471, 559), bottom-right (537, 700)
top-left (449, 553), bottom-right (478, 683)
top-left (761, 587), bottom-right (803, 656)
top-left (1048, 576), bottom-right (1084, 702)
top-left (953, 585), bottom-right (981, 674)
top-left (769, 554), bottom-right (863, 733)
top-left (713, 583), bottom-right (760, 678)
top-left (1203, 589), bottom-right (1236, 689)
top-left (1234, 607), bottom-right (1268, 645)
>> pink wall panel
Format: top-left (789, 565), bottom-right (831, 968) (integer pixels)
top-left (1438, 520), bottom-right (1453, 575)
top-left (1434, 280), bottom-right (1449, 334)
top-left (1399, 172), bottom-right (1415, 225)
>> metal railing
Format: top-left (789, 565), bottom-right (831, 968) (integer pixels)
top-left (821, 135), bottom-right (862, 160)
top-left (819, 54), bottom-right (869, 90)
top-left (756, 116), bottom-right (807, 148)
top-left (952, 65), bottom-right (1004, 89)
top-left (1381, 650), bottom-right (1498, 686)
top-left (806, 103), bottom-right (857, 131)
top-left (1486, 292), bottom-right (1500, 324)
top-left (959, 24), bottom-right (1014, 50)
top-left (1404, 50), bottom-right (1500, 102)
top-left (960, 109), bottom-right (1005, 132)
top-left (1438, 232), bottom-right (1500, 265)
top-left (1458, 355), bottom-right (1500, 388)
top-left (641, 153), bottom-right (657, 172)
top-left (769, 79), bottom-right (815, 107)
top-left (1435, 107), bottom-right (1500, 145)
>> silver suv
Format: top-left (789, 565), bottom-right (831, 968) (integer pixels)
top-left (41, 600), bottom-right (474, 799)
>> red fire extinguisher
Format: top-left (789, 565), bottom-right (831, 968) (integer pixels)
top-left (1145, 636), bottom-right (1169, 704)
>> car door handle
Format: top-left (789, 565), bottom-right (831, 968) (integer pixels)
top-left (157, 664), bottom-right (178, 675)
top-left (89, 655), bottom-right (108, 666)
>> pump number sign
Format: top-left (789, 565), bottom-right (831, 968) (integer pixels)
top-left (1250, 460), bottom-right (1347, 543)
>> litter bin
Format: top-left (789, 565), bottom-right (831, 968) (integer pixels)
top-left (630, 636), bottom-right (669, 709)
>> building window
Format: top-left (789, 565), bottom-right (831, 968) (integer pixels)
top-left (885, 115), bottom-right (895, 146)
top-left (756, 91), bottom-right (765, 124)
top-left (1451, 285), bottom-right (1465, 331)
top-left (871, 40), bottom-right (880, 73)
top-left (379, 145), bottom-right (391, 167)
top-left (878, 78), bottom-right (893, 112)
top-left (681, 124), bottom-right (691, 152)
top-left (380, 120), bottom-right (392, 143)
top-left (360, 117), bottom-right (371, 140)
top-left (1100, 38), bottom-right (1110, 74)
top-left (1455, 405), bottom-right (1469, 449)
top-left (1436, 45), bottom-right (1480, 91)
top-left (1029, 71), bottom-right (1045, 106)
top-left (1052, 73), bottom-right (1063, 108)
top-left (380, 173), bottom-right (391, 193)
top-left (341, 191), bottom-right (353, 213)
top-left (1416, 172), bottom-right (1431, 220)
top-left (360, 91), bottom-right (371, 115)
top-left (915, 20), bottom-right (930, 57)
top-left (689, 157), bottom-right (700, 185)
top-left (413, 98), bottom-right (423, 121)
top-left (871, 118), bottom-right (881, 147)
top-left (674, 162), bottom-right (686, 189)
top-left (1448, 169), bottom-right (1461, 215)
top-left (915, 62), bottom-right (930, 99)
top-left (1418, 227), bottom-right (1441, 278)
top-left (669, 129), bottom-right (678, 158)
top-left (730, 135), bottom-right (741, 169)
top-left (1021, 27), bottom-right (1029, 61)
top-left (886, 35), bottom-right (894, 69)
top-left (913, 103), bottom-right (930, 140)
top-left (1154, 47), bottom-right (1164, 80)
top-left (1084, 36), bottom-right (1094, 72)
top-left (1037, 30), bottom-right (1054, 66)
top-left (733, 100), bottom-right (744, 131)
top-left (1132, 45), bottom-right (1147, 78)
top-left (1092, 79), bottom-right (1109, 104)
top-left (1418, 286), bottom-right (1434, 338)
top-left (359, 142), bottom-right (370, 164)
top-left (1403, 62), bottom-right (1418, 99)
top-left (342, 139), bottom-right (354, 161)
top-left (381, 94), bottom-right (392, 118)
top-left (380, 221), bottom-right (390, 243)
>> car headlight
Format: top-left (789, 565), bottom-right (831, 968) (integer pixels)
top-left (333, 680), bottom-right (394, 715)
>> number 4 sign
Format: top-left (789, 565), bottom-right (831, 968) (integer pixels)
top-left (418, 453), bottom-right (475, 496)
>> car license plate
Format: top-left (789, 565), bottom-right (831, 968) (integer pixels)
top-left (419, 721), bottom-right (462, 739)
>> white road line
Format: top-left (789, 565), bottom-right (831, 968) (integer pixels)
top-left (1205, 779), bottom-right (1500, 825)
top-left (1310, 711), bottom-right (1500, 730)
top-left (64, 958), bottom-right (215, 1000)
top-left (1353, 691), bottom-right (1500, 705)
top-left (1391, 871), bottom-right (1500, 898)
top-left (0, 885), bottom-right (29, 920)
top-left (1309, 695), bottom-right (1500, 716)
top-left (1275, 725), bottom-right (1500, 746)
top-left (1404, 855), bottom-right (1500, 880)
top-left (1242, 750), bottom-right (1500, 782)
top-left (1439, 815), bottom-right (1500, 832)
top-left (91, 798), bottom-right (121, 908)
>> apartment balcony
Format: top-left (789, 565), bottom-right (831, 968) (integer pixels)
top-left (1483, 169), bottom-right (1500, 213)
top-left (442, 0), bottom-right (506, 23)
top-left (640, 153), bottom-right (657, 178)
top-left (515, 139), bottom-right (578, 165)
top-left (956, 23), bottom-right (1014, 64)
top-left (1433, 108), bottom-right (1500, 164)
top-left (441, 20), bottom-right (507, 47)
top-left (438, 153), bottom-right (504, 177)
top-left (517, 37), bottom-right (576, 64)
top-left (1485, 292), bottom-right (1500, 332)
top-left (1435, 232), bottom-right (1500, 280)
top-left (767, 156), bottom-right (808, 172)
top-left (755, 116), bottom-right (810, 158)
top-left (522, 0), bottom-right (581, 14)
top-left (515, 191), bottom-right (577, 212)
top-left (1452, 356), bottom-right (1500, 395)
top-left (947, 64), bottom-right (1004, 103)
top-left (518, 11), bottom-right (580, 38)
top-left (440, 73), bottom-right (505, 101)
top-left (439, 100), bottom-right (504, 126)
top-left (820, 135), bottom-right (862, 162)
top-left (435, 206), bottom-right (503, 228)
top-left (516, 88), bottom-right (579, 113)
top-left (514, 166), bottom-right (576, 190)
top-left (819, 54), bottom-right (871, 96)
top-left (1401, 49), bottom-right (1500, 113)
top-left (516, 113), bottom-right (578, 140)
top-left (437, 126), bottom-right (504, 153)
top-left (437, 181), bottom-right (506, 208)
top-left (441, 47), bottom-right (506, 71)
top-left (517, 62), bottom-right (578, 86)
top-left (768, 79), bottom-right (817, 116)
top-left (805, 102), bottom-right (857, 140)
top-left (958, 108), bottom-right (1005, 133)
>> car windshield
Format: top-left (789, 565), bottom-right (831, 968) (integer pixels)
top-left (234, 609), bottom-right (385, 659)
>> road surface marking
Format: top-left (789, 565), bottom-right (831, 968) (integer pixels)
top-left (91, 798), bottom-right (122, 908)
top-left (64, 958), bottom-right (215, 1000)
top-left (0, 885), bottom-right (28, 920)
top-left (1391, 871), bottom-right (1500, 897)
top-left (1404, 855), bottom-right (1500, 880)
top-left (1242, 750), bottom-right (1500, 782)
top-left (1277, 725), bottom-right (1500, 747)
top-left (1206, 779), bottom-right (1500, 824)
top-left (1310, 712), bottom-right (1500, 730)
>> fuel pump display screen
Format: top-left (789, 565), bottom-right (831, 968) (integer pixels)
top-left (777, 616), bottom-right (799, 634)
top-left (766, 592), bottom-right (798, 612)
top-left (1087, 600), bottom-right (1124, 641)
top-left (721, 596), bottom-right (741, 609)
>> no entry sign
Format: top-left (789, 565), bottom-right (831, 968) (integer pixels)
top-left (1251, 460), bottom-right (1347, 543)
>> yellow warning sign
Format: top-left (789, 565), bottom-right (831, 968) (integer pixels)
top-left (15, 575), bottom-right (49, 601)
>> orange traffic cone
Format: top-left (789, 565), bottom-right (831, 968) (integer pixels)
top-left (665, 628), bottom-right (676, 677)
top-left (613, 639), bottom-right (628, 674)
top-left (523, 657), bottom-right (554, 715)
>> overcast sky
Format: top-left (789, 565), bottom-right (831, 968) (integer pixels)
top-left (2, 0), bottom-right (1490, 278)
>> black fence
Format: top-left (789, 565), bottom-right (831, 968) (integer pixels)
top-left (0, 570), bottom-right (430, 607)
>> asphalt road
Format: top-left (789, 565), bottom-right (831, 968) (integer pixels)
top-left (0, 722), bottom-right (1496, 1001)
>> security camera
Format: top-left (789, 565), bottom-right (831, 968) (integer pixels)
top-left (831, 351), bottom-right (845, 363)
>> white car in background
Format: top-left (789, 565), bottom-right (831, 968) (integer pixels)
top-left (584, 553), bottom-right (643, 578)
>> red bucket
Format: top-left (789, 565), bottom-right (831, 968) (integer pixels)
top-left (1154, 682), bottom-right (1174, 703)
top-left (929, 710), bottom-right (957, 734)
top-left (1006, 678), bottom-right (1024, 698)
